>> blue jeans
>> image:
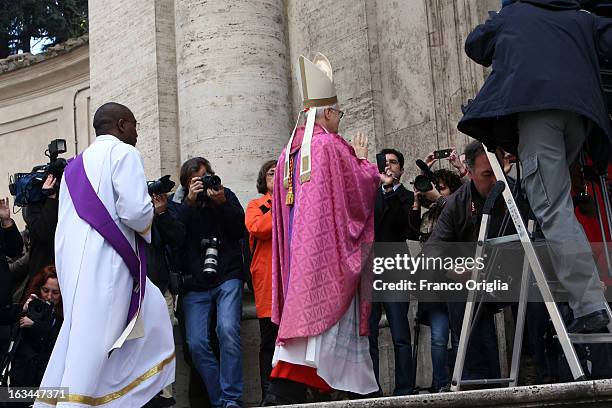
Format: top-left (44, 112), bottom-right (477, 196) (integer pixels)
top-left (447, 302), bottom-right (500, 381)
top-left (183, 279), bottom-right (243, 408)
top-left (428, 307), bottom-right (450, 390)
top-left (368, 302), bottom-right (414, 395)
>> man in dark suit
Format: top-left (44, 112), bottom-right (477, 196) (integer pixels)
top-left (368, 148), bottom-right (419, 396)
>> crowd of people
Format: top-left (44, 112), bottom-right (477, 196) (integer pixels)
top-left (1, 0), bottom-right (612, 407)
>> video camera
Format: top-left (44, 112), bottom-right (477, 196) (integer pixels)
top-left (8, 139), bottom-right (68, 207)
top-left (413, 159), bottom-right (438, 193)
top-left (147, 175), bottom-right (175, 196)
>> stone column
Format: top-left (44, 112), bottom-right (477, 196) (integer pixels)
top-left (285, 0), bottom-right (380, 154)
top-left (88, 0), bottom-right (180, 179)
top-left (174, 0), bottom-right (291, 205)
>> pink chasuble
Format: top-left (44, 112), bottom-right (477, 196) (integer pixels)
top-left (271, 124), bottom-right (379, 342)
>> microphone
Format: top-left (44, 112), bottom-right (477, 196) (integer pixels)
top-left (416, 159), bottom-right (430, 173)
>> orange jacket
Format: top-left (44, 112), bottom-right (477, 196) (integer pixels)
top-left (245, 193), bottom-right (273, 318)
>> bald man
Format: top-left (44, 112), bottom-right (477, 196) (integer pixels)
top-left (34, 103), bottom-right (175, 408)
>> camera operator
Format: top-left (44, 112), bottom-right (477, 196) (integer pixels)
top-left (369, 148), bottom-right (419, 396)
top-left (8, 266), bottom-right (62, 388)
top-left (410, 168), bottom-right (462, 392)
top-left (174, 157), bottom-right (245, 408)
top-left (411, 169), bottom-right (464, 243)
top-left (0, 197), bottom-right (24, 326)
top-left (22, 174), bottom-right (59, 279)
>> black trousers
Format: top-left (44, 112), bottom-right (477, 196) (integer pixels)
top-left (259, 317), bottom-right (279, 402)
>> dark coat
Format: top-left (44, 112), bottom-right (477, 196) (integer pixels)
top-left (175, 187), bottom-right (246, 292)
top-left (146, 199), bottom-right (186, 294)
top-left (458, 0), bottom-right (612, 154)
top-left (374, 184), bottom-right (419, 242)
top-left (428, 181), bottom-right (513, 244)
top-left (23, 198), bottom-right (58, 277)
top-left (0, 222), bottom-right (24, 306)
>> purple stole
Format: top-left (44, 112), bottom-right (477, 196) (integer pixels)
top-left (64, 153), bottom-right (147, 325)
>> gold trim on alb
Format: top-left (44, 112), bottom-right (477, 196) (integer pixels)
top-left (36, 352), bottom-right (176, 406)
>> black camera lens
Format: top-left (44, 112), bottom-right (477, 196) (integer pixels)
top-left (201, 237), bottom-right (221, 276)
top-left (201, 174), bottom-right (222, 191)
top-left (148, 175), bottom-right (175, 196)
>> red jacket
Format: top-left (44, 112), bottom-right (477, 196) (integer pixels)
top-left (245, 193), bottom-right (273, 318)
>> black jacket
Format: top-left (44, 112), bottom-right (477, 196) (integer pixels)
top-left (10, 312), bottom-right (62, 387)
top-left (374, 184), bottom-right (419, 242)
top-left (458, 0), bottom-right (612, 154)
top-left (23, 198), bottom-right (58, 277)
top-left (419, 181), bottom-right (528, 306)
top-left (429, 181), bottom-right (513, 244)
top-left (175, 187), bottom-right (246, 291)
top-left (1, 222), bottom-right (24, 307)
top-left (146, 199), bottom-right (186, 294)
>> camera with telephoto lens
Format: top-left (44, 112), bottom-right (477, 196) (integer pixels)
top-left (147, 175), bottom-right (175, 196)
top-left (25, 298), bottom-right (55, 325)
top-left (9, 139), bottom-right (68, 207)
top-left (201, 237), bottom-right (221, 276)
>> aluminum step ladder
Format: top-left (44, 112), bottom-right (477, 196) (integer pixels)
top-left (450, 145), bottom-right (612, 391)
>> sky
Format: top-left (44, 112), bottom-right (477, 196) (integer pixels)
top-left (30, 37), bottom-right (53, 54)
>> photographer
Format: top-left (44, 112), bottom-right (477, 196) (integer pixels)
top-left (8, 266), bottom-right (62, 388)
top-left (0, 197), bottom-right (24, 326)
top-left (174, 157), bottom-right (245, 408)
top-left (22, 174), bottom-right (59, 279)
top-left (147, 177), bottom-right (185, 300)
top-left (369, 148), bottom-right (419, 396)
top-left (144, 178), bottom-right (185, 408)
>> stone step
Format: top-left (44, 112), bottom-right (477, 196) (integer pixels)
top-left (270, 379), bottom-right (612, 408)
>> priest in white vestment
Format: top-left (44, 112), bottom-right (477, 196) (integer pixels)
top-left (34, 102), bottom-right (175, 408)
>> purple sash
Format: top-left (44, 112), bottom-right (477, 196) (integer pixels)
top-left (64, 153), bottom-right (147, 325)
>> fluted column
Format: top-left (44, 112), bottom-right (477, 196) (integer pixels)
top-left (174, 0), bottom-right (291, 204)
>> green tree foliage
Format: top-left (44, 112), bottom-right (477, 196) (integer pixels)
top-left (0, 0), bottom-right (88, 59)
